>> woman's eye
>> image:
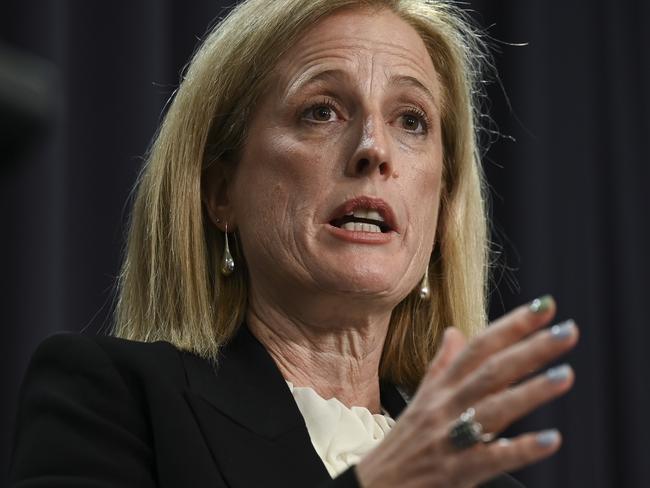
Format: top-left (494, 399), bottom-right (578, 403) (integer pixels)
top-left (313, 106), bottom-right (333, 121)
top-left (400, 113), bottom-right (427, 134)
top-left (303, 103), bottom-right (338, 123)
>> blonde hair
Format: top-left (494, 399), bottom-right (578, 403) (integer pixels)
top-left (114, 0), bottom-right (491, 393)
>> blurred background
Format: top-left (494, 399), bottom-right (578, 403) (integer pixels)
top-left (2, 1), bottom-right (648, 486)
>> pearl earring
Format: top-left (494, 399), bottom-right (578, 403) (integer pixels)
top-left (220, 222), bottom-right (235, 276)
top-left (419, 266), bottom-right (430, 300)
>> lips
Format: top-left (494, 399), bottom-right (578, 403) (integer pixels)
top-left (327, 196), bottom-right (398, 234)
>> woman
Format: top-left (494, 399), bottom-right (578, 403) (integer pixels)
top-left (10, 0), bottom-right (578, 486)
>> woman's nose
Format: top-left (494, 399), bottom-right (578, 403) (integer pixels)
top-left (345, 116), bottom-right (393, 179)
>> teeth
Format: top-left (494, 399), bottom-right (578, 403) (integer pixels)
top-left (366, 210), bottom-right (384, 222)
top-left (350, 208), bottom-right (384, 222)
top-left (366, 224), bottom-right (381, 233)
top-left (341, 222), bottom-right (381, 233)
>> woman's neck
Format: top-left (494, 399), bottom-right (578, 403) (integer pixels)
top-left (246, 301), bottom-right (390, 413)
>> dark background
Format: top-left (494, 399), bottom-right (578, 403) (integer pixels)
top-left (2, 1), bottom-right (648, 486)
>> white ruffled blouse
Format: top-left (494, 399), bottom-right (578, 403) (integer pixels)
top-left (286, 381), bottom-right (396, 478)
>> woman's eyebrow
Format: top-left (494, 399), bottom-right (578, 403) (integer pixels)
top-left (282, 69), bottom-right (439, 110)
top-left (283, 68), bottom-right (351, 100)
top-left (387, 75), bottom-right (439, 111)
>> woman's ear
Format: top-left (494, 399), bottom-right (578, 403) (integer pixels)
top-left (202, 163), bottom-right (236, 232)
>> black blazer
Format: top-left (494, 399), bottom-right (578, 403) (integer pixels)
top-left (10, 326), bottom-right (523, 487)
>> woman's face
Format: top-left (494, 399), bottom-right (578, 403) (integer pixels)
top-left (226, 7), bottom-right (444, 311)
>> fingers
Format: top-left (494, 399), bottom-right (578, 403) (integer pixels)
top-left (425, 327), bottom-right (467, 380)
top-left (458, 430), bottom-right (562, 486)
top-left (376, 297), bottom-right (576, 487)
top-left (473, 363), bottom-right (575, 435)
top-left (444, 295), bottom-right (556, 384)
top-left (451, 319), bottom-right (579, 410)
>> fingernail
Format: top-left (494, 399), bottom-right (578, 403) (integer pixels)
top-left (546, 364), bottom-right (572, 383)
top-left (536, 429), bottom-right (560, 447)
top-left (529, 295), bottom-right (553, 314)
top-left (550, 320), bottom-right (576, 340)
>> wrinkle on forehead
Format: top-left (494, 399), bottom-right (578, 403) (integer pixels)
top-left (270, 8), bottom-right (441, 105)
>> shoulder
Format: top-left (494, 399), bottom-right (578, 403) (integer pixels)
top-left (10, 333), bottom-right (187, 486)
top-left (16, 332), bottom-right (189, 444)
top-left (32, 331), bottom-right (181, 362)
top-left (29, 332), bottom-right (186, 386)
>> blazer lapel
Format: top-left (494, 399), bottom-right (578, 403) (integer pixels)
top-left (181, 325), bottom-right (332, 487)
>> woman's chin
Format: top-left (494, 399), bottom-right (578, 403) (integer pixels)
top-left (316, 264), bottom-right (408, 301)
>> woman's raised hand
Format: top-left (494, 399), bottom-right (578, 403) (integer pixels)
top-left (356, 297), bottom-right (578, 488)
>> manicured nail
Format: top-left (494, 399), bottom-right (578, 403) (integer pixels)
top-left (546, 364), bottom-right (572, 383)
top-left (536, 429), bottom-right (560, 447)
top-left (550, 320), bottom-right (576, 340)
top-left (529, 295), bottom-right (553, 314)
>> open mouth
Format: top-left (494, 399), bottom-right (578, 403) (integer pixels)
top-left (327, 197), bottom-right (397, 234)
top-left (330, 210), bottom-right (392, 233)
